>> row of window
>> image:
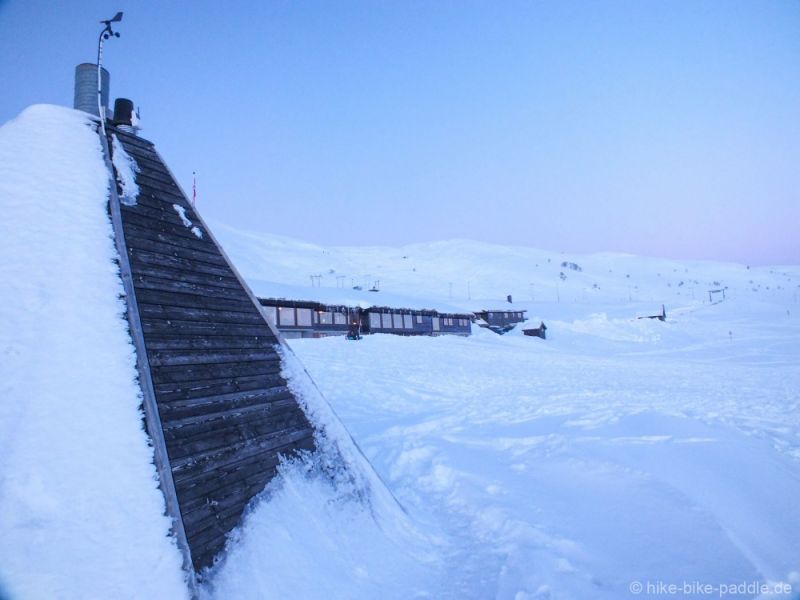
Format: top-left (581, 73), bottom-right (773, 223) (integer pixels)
top-left (368, 313), bottom-right (469, 329)
top-left (263, 306), bottom-right (349, 327)
top-left (488, 311), bottom-right (525, 320)
top-left (263, 305), bottom-right (471, 330)
top-left (368, 312), bottom-right (416, 330)
top-left (440, 318), bottom-right (470, 327)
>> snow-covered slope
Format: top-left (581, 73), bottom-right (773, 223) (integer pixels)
top-left (211, 220), bottom-right (799, 313)
top-left (207, 222), bottom-right (800, 598)
top-left (283, 326), bottom-right (800, 598)
top-left (0, 105), bottom-right (187, 599)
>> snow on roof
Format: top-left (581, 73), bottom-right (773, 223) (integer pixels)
top-left (0, 105), bottom-right (186, 598)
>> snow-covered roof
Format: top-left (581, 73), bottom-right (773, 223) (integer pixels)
top-left (0, 104), bottom-right (188, 598)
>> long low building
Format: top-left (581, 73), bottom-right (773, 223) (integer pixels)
top-left (259, 297), bottom-right (473, 339)
top-left (473, 308), bottom-right (527, 334)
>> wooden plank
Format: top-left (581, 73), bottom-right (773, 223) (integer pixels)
top-left (135, 289), bottom-right (254, 313)
top-left (178, 435), bottom-right (315, 517)
top-left (184, 480), bottom-right (273, 548)
top-left (134, 166), bottom-right (182, 190)
top-left (145, 334), bottom-right (275, 351)
top-left (151, 359), bottom-right (283, 385)
top-left (171, 426), bottom-right (314, 481)
top-left (161, 394), bottom-right (298, 432)
top-left (177, 445), bottom-right (289, 510)
top-left (127, 263), bottom-right (241, 291)
top-left (167, 418), bottom-right (306, 466)
top-left (138, 303), bottom-right (264, 326)
top-left (124, 224), bottom-right (219, 257)
top-left (180, 436), bottom-right (314, 572)
top-left (182, 500), bottom-right (248, 546)
top-left (137, 181), bottom-right (186, 204)
top-left (187, 524), bottom-right (234, 570)
top-left (125, 150), bottom-right (173, 176)
top-left (130, 248), bottom-right (235, 279)
top-left (133, 273), bottom-right (252, 302)
top-left (123, 191), bottom-right (196, 220)
top-left (142, 319), bottom-right (275, 338)
top-left (121, 146), bottom-right (164, 169)
top-left (186, 516), bottom-right (239, 562)
top-left (158, 386), bottom-right (294, 421)
top-left (176, 448), bottom-right (280, 503)
top-left (121, 207), bottom-right (210, 242)
top-left (123, 192), bottom-right (196, 216)
top-left (126, 235), bottom-right (229, 270)
top-left (154, 374), bottom-right (288, 404)
top-left (149, 348), bottom-right (279, 367)
top-left (164, 404), bottom-right (307, 460)
top-left (113, 130), bottom-right (156, 151)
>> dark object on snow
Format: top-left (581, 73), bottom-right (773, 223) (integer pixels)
top-left (638, 305), bottom-right (667, 321)
top-left (474, 309), bottom-right (527, 335)
top-left (708, 288), bottom-right (726, 303)
top-left (346, 316), bottom-right (362, 340)
top-left (523, 321), bottom-right (547, 339)
top-left (104, 126), bottom-right (316, 574)
top-left (507, 294), bottom-right (513, 303)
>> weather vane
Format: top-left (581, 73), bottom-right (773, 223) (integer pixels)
top-left (97, 11), bottom-right (123, 134)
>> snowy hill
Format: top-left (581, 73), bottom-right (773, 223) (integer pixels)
top-left (211, 220), bottom-right (799, 313)
top-left (207, 222), bottom-right (800, 598)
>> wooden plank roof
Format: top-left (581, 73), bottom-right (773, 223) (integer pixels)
top-left (106, 126), bottom-right (316, 573)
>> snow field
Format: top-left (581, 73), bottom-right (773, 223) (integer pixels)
top-left (223, 306), bottom-right (800, 599)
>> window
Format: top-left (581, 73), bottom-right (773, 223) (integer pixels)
top-left (382, 313), bottom-right (393, 329)
top-left (297, 308), bottom-right (312, 327)
top-left (393, 313), bottom-right (404, 329)
top-left (403, 314), bottom-right (413, 329)
top-left (318, 311), bottom-right (332, 325)
top-left (432, 317), bottom-right (440, 331)
top-left (334, 312), bottom-right (347, 325)
top-left (262, 306), bottom-right (277, 324)
top-left (278, 307), bottom-right (295, 326)
top-left (369, 312), bottom-right (381, 329)
top-left (416, 315), bottom-right (423, 324)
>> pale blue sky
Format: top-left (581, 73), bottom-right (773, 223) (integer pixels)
top-left (1, 1), bottom-right (798, 264)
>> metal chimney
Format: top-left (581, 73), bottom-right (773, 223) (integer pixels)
top-left (112, 98), bottom-right (137, 134)
top-left (73, 63), bottom-right (109, 117)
